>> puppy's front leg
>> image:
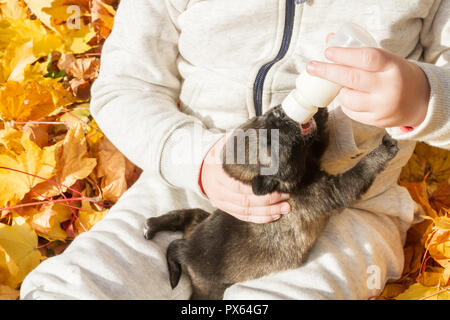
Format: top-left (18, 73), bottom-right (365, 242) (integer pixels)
top-left (328, 134), bottom-right (399, 206)
top-left (305, 134), bottom-right (399, 213)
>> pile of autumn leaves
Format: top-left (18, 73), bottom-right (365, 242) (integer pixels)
top-left (0, 0), bottom-right (449, 301)
top-left (0, 0), bottom-right (142, 299)
top-left (377, 144), bottom-right (450, 300)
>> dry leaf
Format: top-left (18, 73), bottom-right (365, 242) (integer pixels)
top-left (0, 284), bottom-right (19, 300)
top-left (395, 283), bottom-right (450, 300)
top-left (31, 122), bottom-right (97, 198)
top-left (0, 215), bottom-right (42, 289)
top-left (399, 180), bottom-right (438, 218)
top-left (74, 200), bottom-right (107, 234)
top-left (57, 53), bottom-right (100, 80)
top-left (91, 0), bottom-right (116, 40)
top-left (0, 80), bottom-right (74, 122)
top-left (0, 127), bottom-right (57, 207)
top-left (29, 203), bottom-right (73, 241)
top-left (96, 137), bottom-right (128, 202)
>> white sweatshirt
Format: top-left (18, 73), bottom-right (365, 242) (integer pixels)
top-left (90, 0), bottom-right (450, 222)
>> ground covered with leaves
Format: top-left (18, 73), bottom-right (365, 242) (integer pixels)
top-left (0, 0), bottom-right (449, 301)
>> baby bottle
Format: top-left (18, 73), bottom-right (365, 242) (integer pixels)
top-left (281, 23), bottom-right (378, 123)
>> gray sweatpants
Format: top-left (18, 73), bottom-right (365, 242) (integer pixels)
top-left (20, 170), bottom-right (416, 300)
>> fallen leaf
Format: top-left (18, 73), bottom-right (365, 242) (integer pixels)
top-left (57, 53), bottom-right (99, 80)
top-left (29, 203), bottom-right (72, 241)
top-left (430, 180), bottom-right (450, 214)
top-left (74, 200), bottom-right (107, 234)
top-left (31, 122), bottom-right (97, 198)
top-left (0, 0), bottom-right (28, 20)
top-left (0, 284), bottom-right (19, 300)
top-left (399, 180), bottom-right (438, 218)
top-left (0, 215), bottom-right (42, 289)
top-left (0, 80), bottom-right (74, 122)
top-left (96, 137), bottom-right (129, 203)
top-left (400, 142), bottom-right (450, 192)
top-left (0, 127), bottom-right (57, 208)
top-left (91, 0), bottom-right (116, 40)
top-left (395, 283), bottom-right (450, 300)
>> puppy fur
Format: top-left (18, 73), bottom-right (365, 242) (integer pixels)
top-left (143, 106), bottom-right (399, 299)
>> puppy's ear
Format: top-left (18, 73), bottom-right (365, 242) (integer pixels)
top-left (251, 175), bottom-right (279, 195)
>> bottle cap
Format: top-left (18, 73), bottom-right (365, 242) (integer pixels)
top-left (281, 91), bottom-right (318, 123)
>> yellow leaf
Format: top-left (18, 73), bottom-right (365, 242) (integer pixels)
top-left (96, 138), bottom-right (128, 203)
top-left (0, 284), bottom-right (19, 300)
top-left (0, 215), bottom-right (42, 288)
top-left (0, 18), bottom-right (65, 80)
top-left (0, 80), bottom-right (74, 122)
top-left (395, 283), bottom-right (450, 300)
top-left (22, 61), bottom-right (48, 81)
top-left (7, 40), bottom-right (36, 82)
top-left (30, 203), bottom-right (72, 241)
top-left (91, 0), bottom-right (116, 40)
top-left (31, 122), bottom-right (97, 198)
top-left (23, 0), bottom-right (55, 31)
top-left (62, 25), bottom-right (95, 54)
top-left (0, 128), bottom-right (57, 208)
top-left (399, 180), bottom-right (438, 218)
top-left (400, 142), bottom-right (450, 191)
top-left (0, 0), bottom-right (28, 20)
top-left (424, 217), bottom-right (450, 271)
top-left (75, 200), bottom-right (107, 234)
top-left (418, 267), bottom-right (449, 287)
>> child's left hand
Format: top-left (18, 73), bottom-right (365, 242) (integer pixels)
top-left (306, 45), bottom-right (431, 128)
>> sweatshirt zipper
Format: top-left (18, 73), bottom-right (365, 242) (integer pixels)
top-left (253, 0), bottom-right (304, 116)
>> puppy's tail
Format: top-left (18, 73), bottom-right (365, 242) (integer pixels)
top-left (166, 239), bottom-right (188, 289)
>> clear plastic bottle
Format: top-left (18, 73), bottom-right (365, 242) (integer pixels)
top-left (281, 23), bottom-right (378, 123)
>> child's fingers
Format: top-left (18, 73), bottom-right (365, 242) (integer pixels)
top-left (215, 199), bottom-right (291, 218)
top-left (324, 47), bottom-right (391, 72)
top-left (232, 214), bottom-right (280, 224)
top-left (340, 106), bottom-right (382, 127)
top-left (233, 215), bottom-right (281, 224)
top-left (307, 61), bottom-right (378, 91)
top-left (337, 87), bottom-right (373, 112)
top-left (219, 188), bottom-right (290, 207)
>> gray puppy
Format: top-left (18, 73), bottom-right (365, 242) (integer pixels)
top-left (143, 106), bottom-right (399, 299)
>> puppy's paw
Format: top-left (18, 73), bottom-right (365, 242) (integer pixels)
top-left (381, 134), bottom-right (399, 158)
top-left (143, 218), bottom-right (157, 240)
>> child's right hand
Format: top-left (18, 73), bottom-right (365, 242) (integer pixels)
top-left (200, 135), bottom-right (291, 224)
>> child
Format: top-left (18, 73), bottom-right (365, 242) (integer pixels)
top-left (21, 0), bottom-right (449, 299)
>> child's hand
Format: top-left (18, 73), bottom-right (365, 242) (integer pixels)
top-left (200, 135), bottom-right (291, 224)
top-left (306, 45), bottom-right (430, 128)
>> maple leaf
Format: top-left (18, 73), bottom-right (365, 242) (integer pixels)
top-left (0, 284), bottom-right (19, 300)
top-left (0, 80), bottom-right (75, 122)
top-left (57, 53), bottom-right (100, 80)
top-left (91, 0), bottom-right (116, 40)
top-left (400, 142), bottom-right (450, 192)
top-left (29, 203), bottom-right (73, 241)
top-left (430, 180), bottom-right (450, 214)
top-left (0, 0), bottom-right (28, 20)
top-left (0, 215), bottom-right (42, 289)
top-left (395, 283), bottom-right (450, 300)
top-left (96, 137), bottom-right (141, 203)
top-left (423, 215), bottom-right (450, 277)
top-left (0, 127), bottom-right (57, 208)
top-left (31, 122), bottom-right (97, 198)
top-left (74, 200), bottom-right (107, 235)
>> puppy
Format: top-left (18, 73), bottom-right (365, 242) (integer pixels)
top-left (143, 106), bottom-right (399, 299)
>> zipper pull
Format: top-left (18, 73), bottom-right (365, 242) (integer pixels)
top-left (295, 0), bottom-right (307, 4)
